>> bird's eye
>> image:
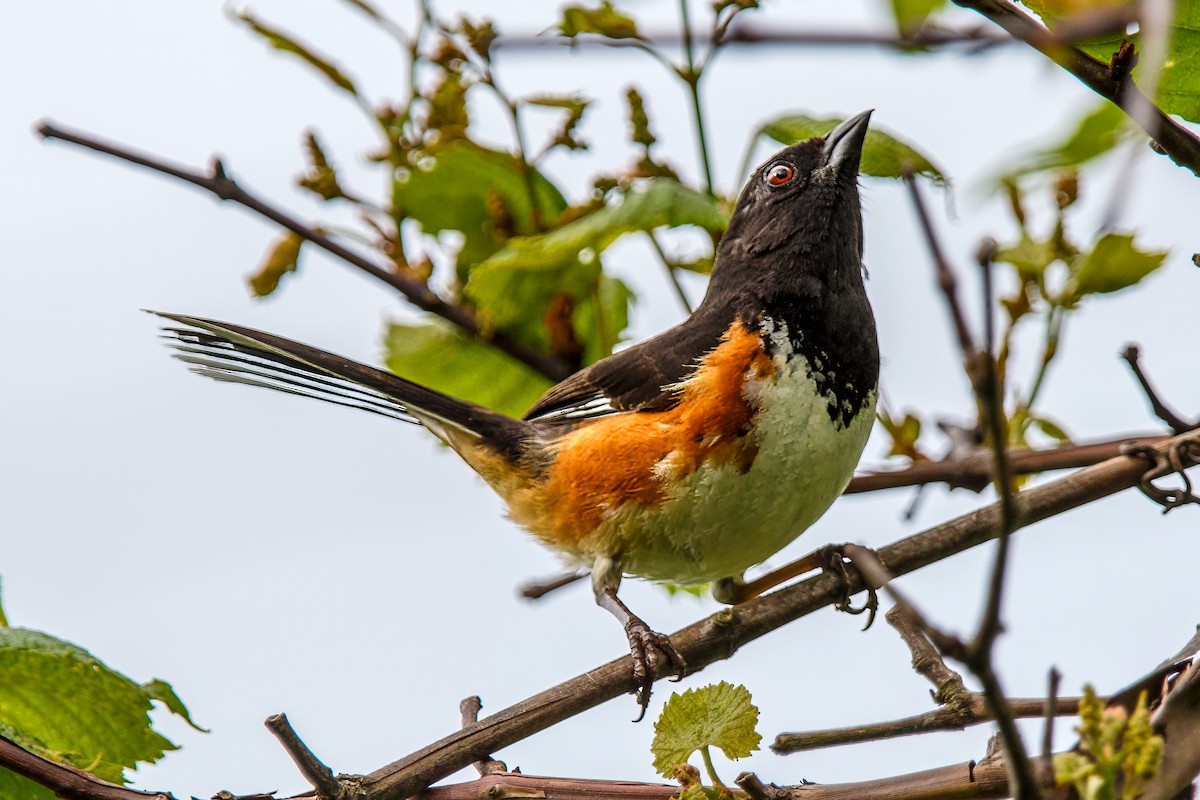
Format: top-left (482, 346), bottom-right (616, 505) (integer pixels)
top-left (765, 163), bottom-right (794, 186)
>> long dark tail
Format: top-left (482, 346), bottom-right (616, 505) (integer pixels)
top-left (151, 312), bottom-right (535, 460)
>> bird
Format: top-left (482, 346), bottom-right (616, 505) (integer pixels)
top-left (153, 109), bottom-right (880, 716)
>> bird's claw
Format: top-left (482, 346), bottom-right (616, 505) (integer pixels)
top-left (819, 544), bottom-right (879, 631)
top-left (624, 619), bottom-right (687, 721)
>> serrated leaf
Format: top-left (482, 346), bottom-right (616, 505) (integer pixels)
top-left (392, 141), bottom-right (568, 281)
top-left (1068, 232), bottom-right (1167, 300)
top-left (232, 9), bottom-right (359, 96)
top-left (248, 231), bottom-right (303, 298)
top-left (651, 682), bottom-right (761, 778)
top-left (0, 628), bottom-right (192, 785)
top-left (1022, 1), bottom-right (1200, 121)
top-left (758, 115), bottom-right (947, 186)
top-left (383, 320), bottom-right (552, 418)
top-left (555, 1), bottom-right (640, 39)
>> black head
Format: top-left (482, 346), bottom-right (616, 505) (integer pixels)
top-left (706, 110), bottom-right (872, 306)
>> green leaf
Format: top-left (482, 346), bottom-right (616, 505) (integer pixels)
top-left (1022, 1), bottom-right (1200, 121)
top-left (555, 1), bottom-right (640, 40)
top-left (0, 767), bottom-right (55, 800)
top-left (464, 179), bottom-right (717, 356)
top-left (758, 115), bottom-right (947, 186)
top-left (994, 234), bottom-right (1059, 276)
top-left (141, 679), bottom-right (207, 733)
top-left (1067, 232), bottom-right (1168, 300)
top-left (232, 9), bottom-right (359, 96)
top-left (392, 141), bottom-right (568, 280)
top-left (0, 628), bottom-right (194, 785)
top-left (651, 682), bottom-right (761, 778)
top-left (890, 0), bottom-right (947, 34)
top-left (471, 179), bottom-right (726, 281)
top-left (575, 275), bottom-right (635, 365)
top-left (383, 320), bottom-right (552, 418)
top-left (999, 102), bottom-right (1129, 180)
top-left (1029, 414), bottom-right (1072, 443)
top-left (248, 231), bottom-right (304, 298)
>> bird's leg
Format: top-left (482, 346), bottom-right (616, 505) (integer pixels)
top-left (712, 544), bottom-right (880, 629)
top-left (592, 557), bottom-right (687, 720)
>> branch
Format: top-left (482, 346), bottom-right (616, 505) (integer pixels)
top-left (952, 0), bottom-right (1200, 176)
top-left (34, 120), bottom-right (575, 383)
top-left (0, 734), bottom-right (174, 800)
top-left (846, 433), bottom-right (1170, 494)
top-left (350, 432), bottom-right (1196, 800)
top-left (772, 606), bottom-right (1083, 753)
top-left (495, 26), bottom-right (1015, 53)
top-left (263, 714), bottom-right (344, 800)
top-left (1121, 345), bottom-right (1197, 434)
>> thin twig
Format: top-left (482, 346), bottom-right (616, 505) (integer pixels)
top-left (1121, 345), bottom-right (1197, 434)
top-left (495, 26), bottom-right (1015, 52)
top-left (354, 433), bottom-right (1195, 800)
top-left (1041, 667), bottom-right (1061, 780)
top-left (963, 239), bottom-right (1040, 800)
top-left (952, 0), bottom-right (1200, 175)
top-left (847, 433), bottom-right (1171, 494)
top-left (903, 174), bottom-right (979, 366)
top-left (646, 232), bottom-right (694, 314)
top-left (264, 713), bottom-right (343, 800)
top-left (34, 120), bottom-right (574, 383)
top-left (771, 695), bottom-right (1082, 753)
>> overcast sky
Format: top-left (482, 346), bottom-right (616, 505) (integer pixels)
top-left (4, 1), bottom-right (1198, 798)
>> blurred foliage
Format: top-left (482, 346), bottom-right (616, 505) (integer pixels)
top-left (0, 585), bottom-right (201, 799)
top-left (1054, 686), bottom-right (1164, 800)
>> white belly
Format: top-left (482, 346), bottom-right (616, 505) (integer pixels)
top-left (590, 353), bottom-right (876, 584)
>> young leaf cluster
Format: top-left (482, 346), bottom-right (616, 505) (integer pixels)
top-left (1054, 686), bottom-right (1164, 800)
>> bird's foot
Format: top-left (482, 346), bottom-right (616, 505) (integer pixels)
top-left (818, 544), bottom-right (879, 630)
top-left (624, 617), bottom-right (687, 721)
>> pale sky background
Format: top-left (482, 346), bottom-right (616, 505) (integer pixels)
top-left (3, 1), bottom-right (1199, 798)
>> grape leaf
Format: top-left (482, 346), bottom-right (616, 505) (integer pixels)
top-left (0, 628), bottom-right (197, 786)
top-left (651, 682), bottom-right (761, 778)
top-left (248, 231), bottom-right (303, 298)
top-left (555, 1), bottom-right (640, 39)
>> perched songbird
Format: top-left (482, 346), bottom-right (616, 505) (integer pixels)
top-left (154, 110), bottom-right (880, 714)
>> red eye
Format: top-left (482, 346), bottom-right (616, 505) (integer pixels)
top-left (766, 163), bottom-right (794, 186)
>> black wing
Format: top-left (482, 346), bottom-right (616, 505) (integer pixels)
top-left (524, 304), bottom-right (735, 424)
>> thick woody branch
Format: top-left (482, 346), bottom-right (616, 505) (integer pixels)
top-left (264, 713), bottom-right (344, 800)
top-left (952, 0), bottom-right (1200, 175)
top-left (0, 734), bottom-right (174, 800)
top-left (34, 121), bottom-right (574, 383)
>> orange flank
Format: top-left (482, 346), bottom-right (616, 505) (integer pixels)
top-left (507, 319), bottom-right (775, 550)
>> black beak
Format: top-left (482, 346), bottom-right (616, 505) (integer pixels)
top-left (822, 109), bottom-right (873, 173)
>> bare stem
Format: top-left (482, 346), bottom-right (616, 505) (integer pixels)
top-left (35, 120), bottom-right (574, 382)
